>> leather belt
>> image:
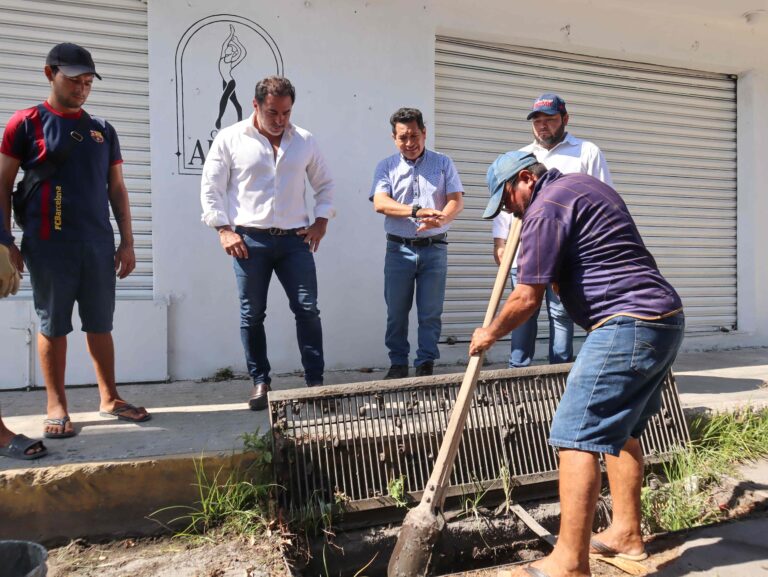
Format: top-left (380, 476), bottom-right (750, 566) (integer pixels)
top-left (386, 233), bottom-right (448, 246)
top-left (237, 226), bottom-right (301, 236)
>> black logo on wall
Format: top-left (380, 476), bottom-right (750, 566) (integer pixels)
top-left (175, 14), bottom-right (284, 175)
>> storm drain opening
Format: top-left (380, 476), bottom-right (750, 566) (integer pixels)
top-left (269, 365), bottom-right (689, 576)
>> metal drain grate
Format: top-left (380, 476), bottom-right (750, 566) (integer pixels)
top-left (269, 365), bottom-right (689, 513)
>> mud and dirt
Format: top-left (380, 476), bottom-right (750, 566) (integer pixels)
top-left (47, 532), bottom-right (289, 577)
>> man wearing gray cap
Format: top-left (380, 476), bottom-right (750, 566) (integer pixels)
top-left (493, 93), bottom-right (612, 370)
top-left (0, 42), bottom-right (149, 440)
top-left (471, 151), bottom-right (683, 577)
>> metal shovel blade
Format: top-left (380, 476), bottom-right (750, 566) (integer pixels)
top-left (388, 501), bottom-right (445, 577)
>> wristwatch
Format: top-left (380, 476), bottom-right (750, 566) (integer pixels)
top-left (411, 204), bottom-right (422, 218)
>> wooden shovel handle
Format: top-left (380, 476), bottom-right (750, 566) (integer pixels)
top-left (425, 216), bottom-right (523, 506)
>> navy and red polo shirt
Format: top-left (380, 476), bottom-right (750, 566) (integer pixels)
top-left (0, 101), bottom-right (122, 242)
top-left (516, 169), bottom-right (683, 330)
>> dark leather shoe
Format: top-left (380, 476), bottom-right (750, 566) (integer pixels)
top-left (385, 364), bottom-right (409, 379)
top-left (415, 362), bottom-right (434, 377)
top-left (248, 383), bottom-right (271, 411)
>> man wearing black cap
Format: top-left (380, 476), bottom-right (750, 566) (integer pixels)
top-left (493, 93), bottom-right (612, 370)
top-left (472, 151), bottom-right (684, 577)
top-left (0, 43), bottom-right (150, 440)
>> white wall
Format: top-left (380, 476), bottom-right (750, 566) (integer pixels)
top-left (148, 0), bottom-right (768, 381)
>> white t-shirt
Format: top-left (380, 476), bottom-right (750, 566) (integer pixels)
top-left (492, 132), bottom-right (613, 266)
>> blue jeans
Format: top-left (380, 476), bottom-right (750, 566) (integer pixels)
top-left (549, 313), bottom-right (685, 456)
top-left (384, 240), bottom-right (447, 367)
top-left (233, 230), bottom-right (324, 386)
top-left (508, 268), bottom-right (574, 367)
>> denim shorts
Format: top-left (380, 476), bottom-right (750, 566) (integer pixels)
top-left (22, 238), bottom-right (116, 337)
top-left (549, 313), bottom-right (685, 457)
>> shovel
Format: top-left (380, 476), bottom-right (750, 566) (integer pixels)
top-left (387, 215), bottom-right (523, 577)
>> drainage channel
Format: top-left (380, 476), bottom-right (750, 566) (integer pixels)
top-left (283, 494), bottom-right (569, 577)
top-left (270, 366), bottom-right (688, 576)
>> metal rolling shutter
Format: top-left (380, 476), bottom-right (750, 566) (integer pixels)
top-left (435, 36), bottom-right (736, 342)
top-left (0, 0), bottom-right (151, 298)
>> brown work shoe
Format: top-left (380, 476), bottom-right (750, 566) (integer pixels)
top-left (248, 383), bottom-right (271, 411)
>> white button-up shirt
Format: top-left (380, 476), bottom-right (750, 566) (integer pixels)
top-left (200, 114), bottom-right (335, 229)
top-left (492, 133), bottom-right (612, 266)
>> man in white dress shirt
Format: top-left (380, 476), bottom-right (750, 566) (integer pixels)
top-left (493, 93), bottom-right (612, 368)
top-left (201, 76), bottom-right (335, 410)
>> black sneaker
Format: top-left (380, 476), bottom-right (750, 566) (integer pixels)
top-left (415, 362), bottom-right (434, 377)
top-left (385, 364), bottom-right (409, 379)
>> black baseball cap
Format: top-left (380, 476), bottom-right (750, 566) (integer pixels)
top-left (46, 42), bottom-right (102, 80)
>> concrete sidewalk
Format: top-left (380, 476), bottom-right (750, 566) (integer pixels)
top-left (0, 346), bottom-right (766, 551)
top-left (0, 347), bottom-right (766, 471)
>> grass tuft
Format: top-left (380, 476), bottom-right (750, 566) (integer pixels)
top-left (153, 429), bottom-right (277, 540)
top-left (641, 407), bottom-right (768, 533)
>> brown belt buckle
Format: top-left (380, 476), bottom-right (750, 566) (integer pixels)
top-left (269, 227), bottom-right (287, 236)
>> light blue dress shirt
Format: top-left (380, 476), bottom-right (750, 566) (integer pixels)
top-left (370, 149), bottom-right (464, 238)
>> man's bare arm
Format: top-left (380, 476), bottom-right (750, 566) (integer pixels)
top-left (469, 283), bottom-right (546, 355)
top-left (107, 163), bottom-right (135, 279)
top-left (0, 153), bottom-right (23, 272)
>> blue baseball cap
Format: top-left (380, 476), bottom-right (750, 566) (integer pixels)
top-left (526, 93), bottom-right (566, 120)
top-left (483, 151), bottom-right (538, 219)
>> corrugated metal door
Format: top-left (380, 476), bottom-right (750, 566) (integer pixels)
top-left (0, 0), bottom-right (151, 298)
top-left (435, 36), bottom-right (736, 343)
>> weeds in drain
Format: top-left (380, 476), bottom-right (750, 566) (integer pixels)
top-left (288, 491), bottom-right (337, 540)
top-left (240, 428), bottom-right (274, 471)
top-left (459, 476), bottom-right (493, 522)
top-left (334, 490), bottom-right (351, 505)
top-left (641, 407), bottom-right (768, 533)
top-left (387, 474), bottom-right (408, 508)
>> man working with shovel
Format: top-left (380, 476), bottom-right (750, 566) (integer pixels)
top-left (470, 151), bottom-right (684, 577)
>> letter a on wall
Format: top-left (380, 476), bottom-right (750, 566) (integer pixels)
top-left (174, 14), bottom-right (284, 175)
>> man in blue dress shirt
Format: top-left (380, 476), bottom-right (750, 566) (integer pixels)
top-left (370, 108), bottom-right (464, 378)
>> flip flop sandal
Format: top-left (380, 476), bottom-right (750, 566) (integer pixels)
top-left (590, 537), bottom-right (649, 561)
top-left (99, 403), bottom-right (152, 422)
top-left (523, 566), bottom-right (552, 577)
top-left (0, 434), bottom-right (48, 460)
top-left (43, 415), bottom-right (77, 439)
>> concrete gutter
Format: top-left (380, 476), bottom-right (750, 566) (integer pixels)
top-left (0, 347), bottom-right (766, 544)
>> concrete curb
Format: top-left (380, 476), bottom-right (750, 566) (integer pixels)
top-left (0, 452), bottom-right (257, 545)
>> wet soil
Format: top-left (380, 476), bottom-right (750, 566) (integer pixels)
top-left (47, 532), bottom-right (289, 577)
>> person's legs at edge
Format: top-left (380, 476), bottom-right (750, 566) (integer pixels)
top-left (384, 241), bottom-right (417, 368)
top-left (414, 243), bottom-right (447, 370)
top-left (546, 283), bottom-right (574, 364)
top-left (87, 332), bottom-right (148, 419)
top-left (508, 267), bottom-right (539, 367)
top-left (515, 448), bottom-right (598, 577)
top-left (274, 235), bottom-right (324, 385)
top-left (39, 333), bottom-right (73, 436)
top-left (79, 242), bottom-right (147, 420)
top-left (0, 412), bottom-right (46, 457)
top-left (590, 437), bottom-right (646, 556)
top-left (235, 232), bottom-right (276, 388)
